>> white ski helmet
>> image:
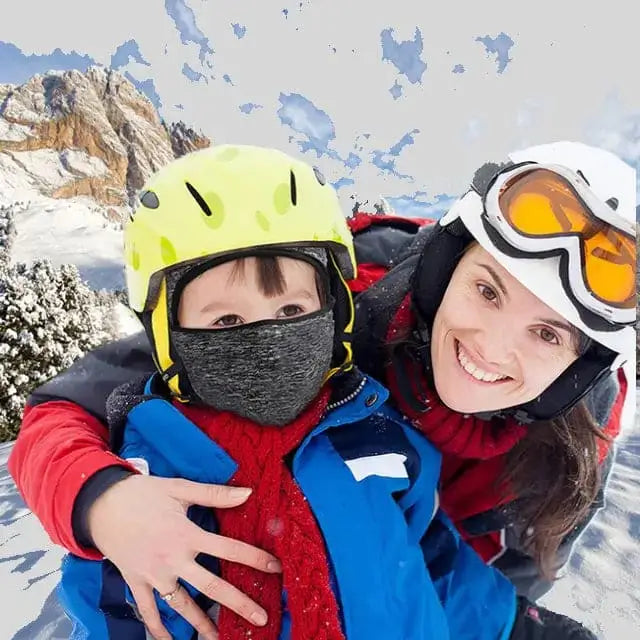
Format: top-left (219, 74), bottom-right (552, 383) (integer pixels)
top-left (412, 141), bottom-right (636, 422)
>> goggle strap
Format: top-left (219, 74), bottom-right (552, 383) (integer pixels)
top-left (471, 160), bottom-right (515, 196)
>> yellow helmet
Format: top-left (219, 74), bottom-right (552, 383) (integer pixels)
top-left (124, 144), bottom-right (357, 396)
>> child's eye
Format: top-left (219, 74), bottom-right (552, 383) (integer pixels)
top-left (212, 314), bottom-right (243, 328)
top-left (535, 327), bottom-right (560, 345)
top-left (477, 284), bottom-right (498, 302)
top-left (278, 304), bottom-right (304, 318)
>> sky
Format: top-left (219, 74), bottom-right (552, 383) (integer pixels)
top-left (0, 0), bottom-right (637, 217)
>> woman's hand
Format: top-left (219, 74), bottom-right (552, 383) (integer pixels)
top-left (88, 474), bottom-right (281, 640)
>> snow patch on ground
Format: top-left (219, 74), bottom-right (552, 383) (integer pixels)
top-left (0, 148), bottom-right (109, 194)
top-left (113, 301), bottom-right (143, 336)
top-left (8, 195), bottom-right (126, 292)
top-left (0, 119), bottom-right (33, 143)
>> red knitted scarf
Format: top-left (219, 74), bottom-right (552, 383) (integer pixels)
top-left (178, 386), bottom-right (345, 640)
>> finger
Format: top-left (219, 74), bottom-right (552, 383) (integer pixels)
top-left (190, 528), bottom-right (281, 573)
top-left (168, 479), bottom-right (252, 509)
top-left (181, 564), bottom-right (268, 627)
top-left (161, 585), bottom-right (219, 640)
top-left (128, 582), bottom-right (172, 640)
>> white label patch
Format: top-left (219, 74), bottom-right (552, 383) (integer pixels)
top-left (345, 453), bottom-right (408, 481)
top-left (125, 457), bottom-right (150, 475)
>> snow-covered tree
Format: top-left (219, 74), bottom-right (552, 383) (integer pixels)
top-left (0, 204), bottom-right (17, 264)
top-left (0, 258), bottom-right (119, 441)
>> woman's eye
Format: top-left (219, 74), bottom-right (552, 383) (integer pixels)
top-left (537, 327), bottom-right (560, 345)
top-left (278, 304), bottom-right (304, 318)
top-left (213, 314), bottom-right (242, 328)
top-left (478, 284), bottom-right (497, 302)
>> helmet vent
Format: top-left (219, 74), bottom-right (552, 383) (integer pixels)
top-left (140, 190), bottom-right (159, 209)
top-left (605, 197), bottom-right (619, 211)
top-left (290, 170), bottom-right (298, 206)
top-left (185, 181), bottom-right (213, 216)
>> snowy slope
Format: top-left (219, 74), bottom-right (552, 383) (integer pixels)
top-left (4, 195), bottom-right (126, 292)
top-left (1, 391), bottom-right (638, 638)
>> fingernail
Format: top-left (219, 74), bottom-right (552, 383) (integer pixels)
top-left (230, 487), bottom-right (252, 499)
top-left (267, 560), bottom-right (282, 572)
top-left (251, 611), bottom-right (268, 626)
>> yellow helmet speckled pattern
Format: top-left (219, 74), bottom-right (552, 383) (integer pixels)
top-left (124, 144), bottom-right (357, 398)
top-left (124, 144), bottom-right (356, 312)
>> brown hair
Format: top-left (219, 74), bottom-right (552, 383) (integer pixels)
top-left (502, 401), bottom-right (608, 579)
top-left (229, 255), bottom-right (327, 303)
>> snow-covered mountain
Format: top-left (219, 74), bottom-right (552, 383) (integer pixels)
top-left (0, 66), bottom-right (210, 291)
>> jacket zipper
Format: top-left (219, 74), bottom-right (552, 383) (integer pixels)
top-left (325, 377), bottom-right (367, 413)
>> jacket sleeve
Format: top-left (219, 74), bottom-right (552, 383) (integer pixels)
top-left (7, 401), bottom-right (138, 560)
top-left (421, 509), bottom-right (517, 640)
top-left (509, 597), bottom-right (597, 639)
top-left (27, 331), bottom-right (155, 421)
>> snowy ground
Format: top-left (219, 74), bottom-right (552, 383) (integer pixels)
top-left (3, 193), bottom-right (126, 292)
top-left (0, 392), bottom-right (638, 639)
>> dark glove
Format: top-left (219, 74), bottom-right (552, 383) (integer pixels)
top-left (509, 596), bottom-right (597, 640)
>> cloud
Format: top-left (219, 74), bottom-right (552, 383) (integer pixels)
top-left (332, 177), bottom-right (355, 190)
top-left (232, 23), bottom-right (247, 39)
top-left (182, 62), bottom-right (206, 82)
top-left (277, 92), bottom-right (361, 171)
top-left (239, 102), bottom-right (262, 114)
top-left (0, 41), bottom-right (96, 84)
top-left (110, 40), bottom-right (150, 70)
top-left (123, 72), bottom-right (162, 109)
top-left (452, 64), bottom-right (465, 74)
top-left (222, 73), bottom-right (234, 85)
top-left (475, 32), bottom-right (514, 73)
top-left (380, 27), bottom-right (427, 84)
top-left (371, 129), bottom-right (420, 180)
top-left (387, 192), bottom-right (458, 218)
top-left (164, 0), bottom-right (213, 62)
top-left (389, 80), bottom-right (403, 100)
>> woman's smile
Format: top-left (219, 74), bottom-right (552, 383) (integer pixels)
top-left (454, 339), bottom-right (511, 385)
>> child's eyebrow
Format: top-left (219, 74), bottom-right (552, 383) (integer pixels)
top-left (285, 289), bottom-right (317, 301)
top-left (199, 300), bottom-right (226, 314)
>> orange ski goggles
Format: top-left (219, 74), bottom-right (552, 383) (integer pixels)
top-left (482, 163), bottom-right (636, 325)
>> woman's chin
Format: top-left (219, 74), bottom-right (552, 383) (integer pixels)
top-left (433, 375), bottom-right (507, 415)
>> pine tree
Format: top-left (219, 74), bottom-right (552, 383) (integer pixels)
top-left (0, 204), bottom-right (16, 265)
top-left (0, 253), bottom-right (118, 440)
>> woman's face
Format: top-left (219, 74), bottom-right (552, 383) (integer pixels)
top-left (430, 243), bottom-right (580, 414)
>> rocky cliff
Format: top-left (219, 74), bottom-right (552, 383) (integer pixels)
top-left (0, 66), bottom-right (210, 210)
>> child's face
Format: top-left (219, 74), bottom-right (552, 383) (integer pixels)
top-left (178, 256), bottom-right (322, 329)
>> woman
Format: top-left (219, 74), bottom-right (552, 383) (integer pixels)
top-left (9, 141), bottom-right (634, 638)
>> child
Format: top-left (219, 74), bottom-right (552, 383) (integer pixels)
top-left (54, 145), bottom-right (575, 640)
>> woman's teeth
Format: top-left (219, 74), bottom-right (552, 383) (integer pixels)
top-left (456, 342), bottom-right (508, 383)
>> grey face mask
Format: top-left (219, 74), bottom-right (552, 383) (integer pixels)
top-left (170, 310), bottom-right (335, 425)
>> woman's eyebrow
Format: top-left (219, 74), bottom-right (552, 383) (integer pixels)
top-left (537, 317), bottom-right (574, 334)
top-left (479, 263), bottom-right (508, 297)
